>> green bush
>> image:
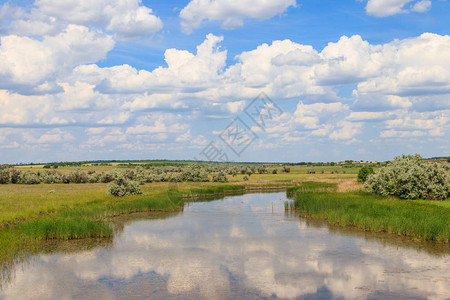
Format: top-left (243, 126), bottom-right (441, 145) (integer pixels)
top-left (212, 172), bottom-right (228, 182)
top-left (10, 168), bottom-right (22, 184)
top-left (0, 165), bottom-right (10, 184)
top-left (357, 165), bottom-right (374, 182)
top-left (19, 172), bottom-right (41, 184)
top-left (41, 171), bottom-right (63, 184)
top-left (365, 154), bottom-right (450, 200)
top-left (107, 177), bottom-right (142, 197)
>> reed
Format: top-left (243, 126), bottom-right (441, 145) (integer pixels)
top-left (288, 188), bottom-right (450, 242)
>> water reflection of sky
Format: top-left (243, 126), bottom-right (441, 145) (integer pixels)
top-left (1, 192), bottom-right (450, 299)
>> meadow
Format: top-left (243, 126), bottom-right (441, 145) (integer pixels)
top-left (0, 160), bottom-right (448, 264)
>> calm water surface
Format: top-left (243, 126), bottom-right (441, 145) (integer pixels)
top-left (1, 192), bottom-right (449, 299)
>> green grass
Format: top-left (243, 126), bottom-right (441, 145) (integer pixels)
top-left (287, 181), bottom-right (337, 195)
top-left (289, 187), bottom-right (450, 242)
top-left (0, 182), bottom-right (263, 263)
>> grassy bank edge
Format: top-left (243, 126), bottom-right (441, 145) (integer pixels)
top-left (287, 184), bottom-right (450, 243)
top-left (0, 183), bottom-right (294, 262)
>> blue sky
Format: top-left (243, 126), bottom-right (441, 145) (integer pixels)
top-left (0, 0), bottom-right (449, 163)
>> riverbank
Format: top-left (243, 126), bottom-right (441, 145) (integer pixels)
top-left (287, 185), bottom-right (450, 242)
top-left (0, 181), bottom-right (304, 262)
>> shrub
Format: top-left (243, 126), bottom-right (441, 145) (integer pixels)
top-left (0, 165), bottom-right (10, 184)
top-left (88, 174), bottom-right (100, 183)
top-left (66, 169), bottom-right (88, 183)
top-left (212, 172), bottom-right (228, 182)
top-left (10, 169), bottom-right (22, 184)
top-left (258, 166), bottom-right (267, 174)
top-left (272, 169), bottom-right (277, 174)
top-left (19, 172), bottom-right (41, 184)
top-left (167, 173), bottom-right (182, 182)
top-left (107, 177), bottom-right (142, 197)
top-left (365, 154), bottom-right (450, 200)
top-left (357, 165), bottom-right (374, 182)
top-left (243, 175), bottom-right (249, 181)
top-left (100, 172), bottom-right (115, 183)
top-left (135, 166), bottom-right (146, 184)
top-left (41, 171), bottom-right (63, 184)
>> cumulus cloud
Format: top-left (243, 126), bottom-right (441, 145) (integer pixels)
top-left (0, 25), bottom-right (114, 92)
top-left (22, 128), bottom-right (75, 144)
top-left (294, 102), bottom-right (350, 129)
top-left (180, 0), bottom-right (296, 33)
top-left (4, 0), bottom-right (163, 40)
top-left (365, 0), bottom-right (432, 17)
top-left (1, 28), bottom-right (450, 160)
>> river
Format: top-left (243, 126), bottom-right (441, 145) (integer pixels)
top-left (1, 192), bottom-right (449, 299)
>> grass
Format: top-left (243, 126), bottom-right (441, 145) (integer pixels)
top-left (288, 186), bottom-right (450, 242)
top-left (0, 180), bottom-right (294, 263)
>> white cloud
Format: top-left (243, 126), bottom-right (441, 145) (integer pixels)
top-left (81, 127), bottom-right (127, 148)
top-left (380, 129), bottom-right (426, 138)
top-left (22, 129), bottom-right (75, 144)
top-left (76, 34), bottom-right (227, 95)
top-left (376, 110), bottom-right (449, 138)
top-left (180, 0), bottom-right (296, 33)
top-left (294, 102), bottom-right (350, 129)
top-left (383, 112), bottom-right (449, 134)
top-left (175, 129), bottom-right (192, 142)
top-left (125, 113), bottom-right (190, 143)
top-left (365, 0), bottom-right (431, 17)
top-left (329, 121), bottom-right (363, 140)
top-left (346, 111), bottom-right (396, 121)
top-left (0, 25), bottom-right (114, 92)
top-left (1, 30), bottom-right (450, 160)
top-left (412, 0), bottom-right (432, 12)
top-left (5, 0), bottom-right (163, 40)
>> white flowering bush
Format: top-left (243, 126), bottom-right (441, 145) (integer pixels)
top-left (19, 172), bottom-right (41, 184)
top-left (365, 154), bottom-right (450, 200)
top-left (212, 171), bottom-right (228, 182)
top-left (0, 165), bottom-right (10, 184)
top-left (107, 177), bottom-right (142, 197)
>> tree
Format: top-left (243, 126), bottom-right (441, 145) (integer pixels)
top-left (357, 165), bottom-right (374, 182)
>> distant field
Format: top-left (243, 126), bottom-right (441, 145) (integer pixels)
top-left (13, 163), bottom-right (366, 175)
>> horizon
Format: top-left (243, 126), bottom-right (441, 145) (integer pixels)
top-left (6, 155), bottom-right (450, 166)
top-left (0, 0), bottom-right (449, 164)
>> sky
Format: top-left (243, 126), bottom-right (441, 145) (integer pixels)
top-left (0, 0), bottom-right (449, 164)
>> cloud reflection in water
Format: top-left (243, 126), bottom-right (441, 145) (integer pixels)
top-left (1, 192), bottom-right (449, 299)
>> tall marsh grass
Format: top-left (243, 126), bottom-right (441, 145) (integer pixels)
top-left (288, 187), bottom-right (450, 242)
